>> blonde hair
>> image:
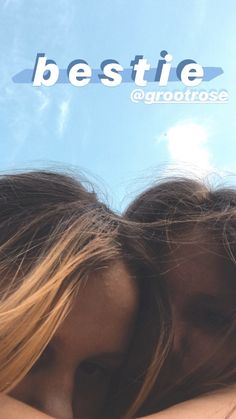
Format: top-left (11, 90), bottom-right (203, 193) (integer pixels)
top-left (0, 171), bottom-right (123, 394)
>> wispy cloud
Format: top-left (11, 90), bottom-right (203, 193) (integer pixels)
top-left (158, 121), bottom-right (212, 176)
top-left (3, 0), bottom-right (10, 9)
top-left (3, 0), bottom-right (12, 9)
top-left (58, 99), bottom-right (70, 138)
top-left (36, 90), bottom-right (51, 113)
top-left (194, 0), bottom-right (207, 26)
top-left (2, 0), bottom-right (20, 10)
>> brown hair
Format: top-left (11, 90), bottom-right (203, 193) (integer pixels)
top-left (124, 177), bottom-right (236, 417)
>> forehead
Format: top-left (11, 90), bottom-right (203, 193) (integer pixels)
top-left (55, 261), bottom-right (139, 357)
top-left (163, 232), bottom-right (236, 300)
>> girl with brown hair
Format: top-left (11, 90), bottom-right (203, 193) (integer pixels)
top-left (124, 176), bottom-right (236, 418)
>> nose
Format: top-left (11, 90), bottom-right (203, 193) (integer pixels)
top-left (30, 372), bottom-right (74, 419)
top-left (37, 392), bottom-right (74, 419)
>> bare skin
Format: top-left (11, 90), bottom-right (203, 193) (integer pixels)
top-left (3, 235), bottom-right (236, 418)
top-left (3, 261), bottom-right (139, 419)
top-left (0, 395), bottom-right (54, 419)
top-left (139, 387), bottom-right (236, 419)
top-left (156, 231), bottom-right (236, 399)
top-left (2, 387), bottom-right (236, 419)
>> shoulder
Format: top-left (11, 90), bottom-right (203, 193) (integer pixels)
top-left (139, 387), bottom-right (236, 419)
top-left (0, 394), bottom-right (54, 419)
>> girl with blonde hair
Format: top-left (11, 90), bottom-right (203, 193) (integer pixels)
top-left (0, 170), bottom-right (158, 419)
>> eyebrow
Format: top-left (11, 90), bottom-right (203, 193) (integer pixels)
top-left (188, 293), bottom-right (232, 310)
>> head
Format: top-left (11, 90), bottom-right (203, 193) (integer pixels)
top-left (125, 177), bottom-right (236, 414)
top-left (0, 170), bottom-right (139, 419)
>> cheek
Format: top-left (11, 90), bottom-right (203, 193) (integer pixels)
top-left (9, 375), bottom-right (38, 409)
top-left (171, 305), bottom-right (226, 372)
top-left (10, 367), bottom-right (115, 419)
top-left (177, 328), bottom-right (219, 365)
top-left (172, 323), bottom-right (236, 377)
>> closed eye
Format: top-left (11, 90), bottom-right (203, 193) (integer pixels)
top-left (183, 293), bottom-right (233, 333)
top-left (186, 305), bottom-right (231, 332)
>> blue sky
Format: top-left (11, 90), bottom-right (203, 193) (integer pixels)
top-left (0, 0), bottom-right (236, 210)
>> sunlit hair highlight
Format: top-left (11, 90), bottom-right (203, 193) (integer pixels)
top-left (0, 171), bottom-right (122, 393)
